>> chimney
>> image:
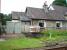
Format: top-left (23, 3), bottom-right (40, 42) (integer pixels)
top-left (43, 1), bottom-right (49, 13)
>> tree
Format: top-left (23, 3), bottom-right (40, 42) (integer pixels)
top-left (0, 13), bottom-right (4, 35)
top-left (7, 14), bottom-right (12, 21)
top-left (4, 14), bottom-right (12, 22)
top-left (53, 0), bottom-right (67, 7)
top-left (0, 13), bottom-right (12, 36)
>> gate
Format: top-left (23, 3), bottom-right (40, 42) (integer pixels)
top-left (6, 21), bottom-right (21, 33)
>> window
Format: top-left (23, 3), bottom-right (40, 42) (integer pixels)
top-left (56, 23), bottom-right (60, 27)
top-left (39, 23), bottom-right (44, 27)
top-left (56, 21), bottom-right (62, 29)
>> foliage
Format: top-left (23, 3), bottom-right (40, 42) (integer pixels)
top-left (53, 0), bottom-right (67, 7)
top-left (0, 13), bottom-right (12, 34)
top-left (40, 29), bottom-right (67, 41)
top-left (5, 14), bottom-right (12, 21)
top-left (40, 30), bottom-right (49, 36)
top-left (0, 13), bottom-right (4, 19)
top-left (0, 13), bottom-right (12, 25)
top-left (41, 29), bottom-right (67, 35)
top-left (0, 13), bottom-right (5, 34)
top-left (39, 29), bottom-right (67, 47)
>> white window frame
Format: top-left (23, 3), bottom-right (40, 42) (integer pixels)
top-left (44, 21), bottom-right (46, 27)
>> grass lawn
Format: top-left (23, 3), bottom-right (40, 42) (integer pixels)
top-left (0, 37), bottom-right (43, 50)
top-left (39, 29), bottom-right (67, 44)
top-left (0, 29), bottom-right (67, 50)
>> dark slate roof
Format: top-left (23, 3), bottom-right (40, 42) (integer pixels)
top-left (12, 11), bottom-right (25, 20)
top-left (12, 11), bottom-right (31, 21)
top-left (52, 5), bottom-right (67, 16)
top-left (12, 5), bottom-right (67, 21)
top-left (25, 5), bottom-right (67, 21)
top-left (46, 10), bottom-right (65, 20)
top-left (20, 16), bottom-right (31, 21)
top-left (47, 5), bottom-right (67, 20)
top-left (25, 7), bottom-right (47, 19)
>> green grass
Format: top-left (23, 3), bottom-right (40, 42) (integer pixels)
top-left (0, 38), bottom-right (42, 50)
top-left (0, 29), bottom-right (67, 50)
top-left (40, 29), bottom-right (67, 42)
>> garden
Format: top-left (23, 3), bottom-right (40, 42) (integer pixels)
top-left (0, 29), bottom-right (67, 50)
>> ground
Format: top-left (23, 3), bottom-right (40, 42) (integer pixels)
top-left (0, 37), bottom-right (43, 50)
top-left (0, 29), bottom-right (67, 50)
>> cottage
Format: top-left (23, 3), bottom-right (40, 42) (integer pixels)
top-left (6, 3), bottom-right (67, 33)
top-left (25, 5), bottom-right (67, 29)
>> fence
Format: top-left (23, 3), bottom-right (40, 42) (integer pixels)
top-left (6, 21), bottom-right (31, 33)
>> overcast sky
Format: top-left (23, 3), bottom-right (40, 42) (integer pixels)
top-left (1, 0), bottom-right (54, 14)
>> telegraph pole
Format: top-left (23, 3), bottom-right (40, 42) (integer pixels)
top-left (0, 0), bottom-right (1, 36)
top-left (0, 0), bottom-right (1, 13)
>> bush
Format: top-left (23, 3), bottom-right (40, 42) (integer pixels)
top-left (40, 29), bottom-right (67, 38)
top-left (40, 29), bottom-right (49, 36)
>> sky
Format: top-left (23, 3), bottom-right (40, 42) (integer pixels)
top-left (1, 0), bottom-right (54, 14)
top-left (66, 0), bottom-right (67, 3)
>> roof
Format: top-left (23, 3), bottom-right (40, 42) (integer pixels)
top-left (26, 7), bottom-right (47, 19)
top-left (52, 5), bottom-right (67, 16)
top-left (12, 11), bottom-right (31, 21)
top-left (46, 10), bottom-right (65, 20)
top-left (20, 16), bottom-right (31, 21)
top-left (12, 11), bottom-right (25, 20)
top-left (47, 5), bottom-right (67, 21)
top-left (25, 5), bottom-right (67, 21)
top-left (12, 5), bottom-right (67, 21)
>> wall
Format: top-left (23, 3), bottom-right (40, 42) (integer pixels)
top-left (6, 21), bottom-right (31, 33)
top-left (31, 20), bottom-right (56, 29)
top-left (32, 20), bottom-right (67, 29)
top-left (6, 21), bottom-right (21, 33)
top-left (46, 21), bottom-right (56, 28)
top-left (32, 20), bottom-right (45, 26)
top-left (62, 21), bottom-right (67, 29)
top-left (21, 22), bottom-right (30, 33)
top-left (46, 21), bottom-right (67, 29)
top-left (6, 20), bottom-right (67, 33)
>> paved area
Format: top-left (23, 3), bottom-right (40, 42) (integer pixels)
top-left (0, 33), bottom-right (25, 39)
top-left (0, 38), bottom-right (5, 41)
